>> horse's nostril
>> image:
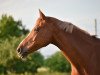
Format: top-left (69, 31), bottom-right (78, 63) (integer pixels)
top-left (17, 48), bottom-right (21, 53)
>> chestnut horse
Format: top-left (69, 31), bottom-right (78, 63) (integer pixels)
top-left (17, 10), bottom-right (100, 75)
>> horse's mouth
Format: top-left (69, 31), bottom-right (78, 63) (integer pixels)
top-left (17, 50), bottom-right (28, 60)
top-left (18, 52), bottom-right (28, 58)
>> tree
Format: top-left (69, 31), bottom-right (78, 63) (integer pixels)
top-left (0, 36), bottom-right (44, 74)
top-left (0, 14), bottom-right (29, 39)
top-left (44, 51), bottom-right (71, 72)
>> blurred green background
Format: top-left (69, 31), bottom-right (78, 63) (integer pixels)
top-left (0, 15), bottom-right (71, 75)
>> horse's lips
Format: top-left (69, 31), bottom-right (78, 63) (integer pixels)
top-left (17, 51), bottom-right (28, 60)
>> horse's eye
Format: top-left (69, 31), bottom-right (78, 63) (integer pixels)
top-left (34, 27), bottom-right (39, 32)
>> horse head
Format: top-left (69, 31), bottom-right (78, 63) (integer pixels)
top-left (17, 10), bottom-right (56, 59)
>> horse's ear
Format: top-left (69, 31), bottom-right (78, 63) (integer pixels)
top-left (39, 9), bottom-right (46, 20)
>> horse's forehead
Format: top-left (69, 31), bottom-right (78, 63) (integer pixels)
top-left (35, 18), bottom-right (43, 26)
top-left (36, 18), bottom-right (41, 23)
top-left (35, 18), bottom-right (48, 27)
top-left (35, 17), bottom-right (56, 28)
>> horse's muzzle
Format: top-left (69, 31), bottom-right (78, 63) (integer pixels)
top-left (17, 47), bottom-right (28, 59)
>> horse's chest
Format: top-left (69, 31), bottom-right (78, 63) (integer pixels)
top-left (71, 66), bottom-right (80, 75)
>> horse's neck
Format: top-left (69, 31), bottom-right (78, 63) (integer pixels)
top-left (52, 24), bottom-right (95, 74)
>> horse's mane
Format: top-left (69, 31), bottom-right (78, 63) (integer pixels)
top-left (47, 16), bottom-right (99, 40)
top-left (47, 16), bottom-right (74, 33)
top-left (48, 17), bottom-right (89, 34)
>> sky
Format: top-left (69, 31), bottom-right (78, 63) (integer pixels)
top-left (0, 0), bottom-right (100, 57)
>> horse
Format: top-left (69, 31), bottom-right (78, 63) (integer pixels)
top-left (17, 10), bottom-right (100, 75)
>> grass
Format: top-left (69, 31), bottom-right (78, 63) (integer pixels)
top-left (0, 72), bottom-right (71, 75)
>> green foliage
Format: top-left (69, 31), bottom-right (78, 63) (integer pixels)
top-left (0, 14), bottom-right (29, 40)
top-left (35, 72), bottom-right (70, 75)
top-left (0, 14), bottom-right (44, 74)
top-left (0, 36), bottom-right (24, 73)
top-left (30, 51), bottom-right (44, 68)
top-left (0, 36), bottom-right (44, 74)
top-left (0, 71), bottom-right (71, 75)
top-left (44, 52), bottom-right (71, 72)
